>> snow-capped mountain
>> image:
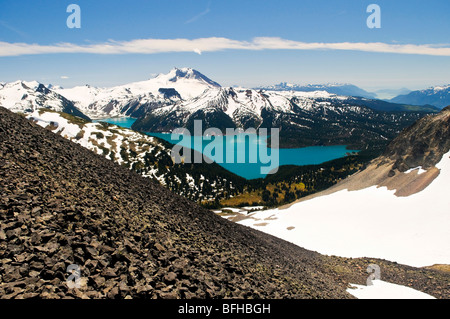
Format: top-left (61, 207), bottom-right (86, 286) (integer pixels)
top-left (391, 85), bottom-right (450, 109)
top-left (235, 106), bottom-right (450, 267)
top-left (0, 80), bottom-right (89, 120)
top-left (257, 82), bottom-right (377, 99)
top-left (54, 67), bottom-right (220, 119)
top-left (133, 86), bottom-right (300, 132)
top-left (133, 85), bottom-right (356, 131)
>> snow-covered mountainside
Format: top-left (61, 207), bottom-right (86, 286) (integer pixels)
top-left (134, 87), bottom-right (323, 131)
top-left (133, 86), bottom-right (362, 131)
top-left (54, 68), bottom-right (220, 119)
top-left (0, 80), bottom-right (89, 120)
top-left (234, 107), bottom-right (450, 267)
top-left (132, 84), bottom-right (431, 149)
top-left (391, 85), bottom-right (450, 109)
top-left (257, 82), bottom-right (377, 99)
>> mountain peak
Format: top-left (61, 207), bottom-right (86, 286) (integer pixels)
top-left (156, 67), bottom-right (221, 88)
top-left (431, 84), bottom-right (450, 92)
top-left (4, 80), bottom-right (41, 90)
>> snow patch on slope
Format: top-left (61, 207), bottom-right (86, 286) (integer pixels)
top-left (28, 111), bottom-right (81, 139)
top-left (347, 280), bottom-right (436, 299)
top-left (237, 151), bottom-right (450, 267)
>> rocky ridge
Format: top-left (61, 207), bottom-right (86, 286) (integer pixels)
top-left (384, 106), bottom-right (450, 172)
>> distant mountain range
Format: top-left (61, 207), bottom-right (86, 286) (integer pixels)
top-left (0, 68), bottom-right (440, 150)
top-left (390, 85), bottom-right (450, 109)
top-left (125, 69), bottom-right (436, 149)
top-left (256, 82), bottom-right (378, 99)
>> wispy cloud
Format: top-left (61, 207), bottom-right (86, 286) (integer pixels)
top-left (1, 37), bottom-right (450, 57)
top-left (185, 2), bottom-right (211, 24)
top-left (60, 76), bottom-right (69, 79)
top-left (0, 20), bottom-right (27, 38)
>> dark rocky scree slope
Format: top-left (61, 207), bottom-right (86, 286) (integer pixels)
top-left (384, 106), bottom-right (450, 172)
top-left (1, 106), bottom-right (449, 299)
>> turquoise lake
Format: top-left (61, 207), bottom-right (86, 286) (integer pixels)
top-left (99, 118), bottom-right (359, 180)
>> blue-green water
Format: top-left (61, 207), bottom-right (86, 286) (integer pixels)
top-left (100, 117), bottom-right (359, 180)
top-left (97, 117), bottom-right (136, 129)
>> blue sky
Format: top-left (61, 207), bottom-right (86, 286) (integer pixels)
top-left (0, 0), bottom-right (449, 91)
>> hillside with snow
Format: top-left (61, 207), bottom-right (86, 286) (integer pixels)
top-left (234, 107), bottom-right (450, 268)
top-left (26, 110), bottom-right (246, 204)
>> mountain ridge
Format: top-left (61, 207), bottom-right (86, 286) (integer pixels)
top-left (0, 80), bottom-right (89, 121)
top-left (391, 85), bottom-right (450, 109)
top-left (383, 105), bottom-right (450, 172)
top-left (131, 85), bottom-right (433, 149)
top-left (53, 68), bottom-right (220, 119)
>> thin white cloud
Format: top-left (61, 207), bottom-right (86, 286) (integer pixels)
top-left (0, 20), bottom-right (27, 38)
top-left (185, 2), bottom-right (211, 24)
top-left (60, 75), bottom-right (69, 79)
top-left (1, 37), bottom-right (450, 57)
